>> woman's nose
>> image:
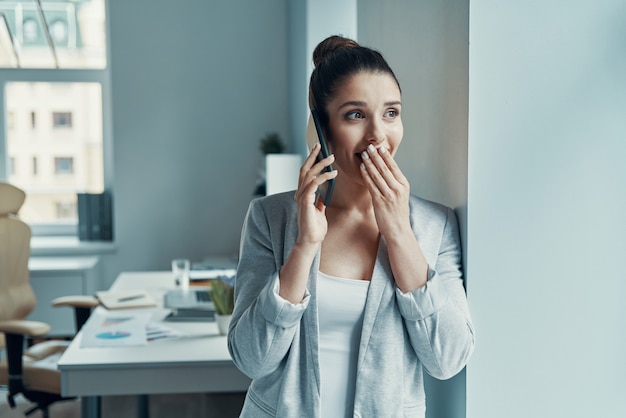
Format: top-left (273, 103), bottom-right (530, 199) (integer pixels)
top-left (366, 121), bottom-right (385, 144)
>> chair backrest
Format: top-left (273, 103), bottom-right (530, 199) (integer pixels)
top-left (0, 182), bottom-right (36, 322)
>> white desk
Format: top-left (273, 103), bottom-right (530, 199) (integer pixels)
top-left (57, 271), bottom-right (250, 417)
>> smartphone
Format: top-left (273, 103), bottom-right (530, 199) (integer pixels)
top-left (305, 109), bottom-right (335, 206)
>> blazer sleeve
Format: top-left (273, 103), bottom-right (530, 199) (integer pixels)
top-left (227, 198), bottom-right (309, 380)
top-left (395, 206), bottom-right (476, 380)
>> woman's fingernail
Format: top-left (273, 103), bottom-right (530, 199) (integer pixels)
top-left (379, 146), bottom-right (387, 154)
top-left (360, 163), bottom-right (366, 170)
top-left (367, 144), bottom-right (376, 153)
top-left (362, 151), bottom-right (369, 160)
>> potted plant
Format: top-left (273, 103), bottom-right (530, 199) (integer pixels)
top-left (210, 274), bottom-right (235, 335)
top-left (259, 132), bottom-right (285, 155)
top-left (254, 132), bottom-right (286, 197)
top-left (258, 132), bottom-right (301, 196)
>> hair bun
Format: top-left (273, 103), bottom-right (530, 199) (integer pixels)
top-left (312, 35), bottom-right (360, 68)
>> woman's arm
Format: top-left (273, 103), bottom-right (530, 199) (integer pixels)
top-left (228, 199), bottom-right (310, 380)
top-left (228, 146), bottom-right (337, 379)
top-left (279, 144), bottom-right (337, 303)
top-left (396, 207), bottom-right (476, 380)
top-left (360, 144), bottom-right (429, 292)
top-left (361, 145), bottom-right (474, 378)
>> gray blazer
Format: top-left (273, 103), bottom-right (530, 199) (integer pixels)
top-left (228, 192), bottom-right (475, 418)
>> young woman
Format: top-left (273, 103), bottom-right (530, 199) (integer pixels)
top-left (228, 35), bottom-right (475, 418)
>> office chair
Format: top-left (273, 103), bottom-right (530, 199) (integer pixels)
top-left (0, 181), bottom-right (99, 418)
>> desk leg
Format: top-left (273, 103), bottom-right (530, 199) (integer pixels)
top-left (80, 396), bottom-right (101, 418)
top-left (137, 394), bottom-right (150, 418)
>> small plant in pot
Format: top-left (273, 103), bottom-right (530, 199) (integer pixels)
top-left (254, 132), bottom-right (286, 197)
top-left (259, 132), bottom-right (285, 155)
top-left (210, 274), bottom-right (235, 335)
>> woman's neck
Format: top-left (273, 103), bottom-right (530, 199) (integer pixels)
top-left (326, 174), bottom-right (373, 213)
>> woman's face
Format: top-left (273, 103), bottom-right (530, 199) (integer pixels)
top-left (325, 71), bottom-right (403, 185)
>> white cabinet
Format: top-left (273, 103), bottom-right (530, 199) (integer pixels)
top-left (28, 256), bottom-right (99, 337)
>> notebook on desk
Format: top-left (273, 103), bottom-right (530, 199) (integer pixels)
top-left (96, 290), bottom-right (157, 310)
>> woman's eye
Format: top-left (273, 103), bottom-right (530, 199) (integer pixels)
top-left (385, 109), bottom-right (399, 118)
top-left (346, 111), bottom-right (364, 120)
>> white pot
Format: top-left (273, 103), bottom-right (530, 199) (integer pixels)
top-left (265, 154), bottom-right (302, 195)
top-left (215, 313), bottom-right (232, 335)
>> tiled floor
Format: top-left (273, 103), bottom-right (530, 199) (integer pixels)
top-left (0, 390), bottom-right (245, 418)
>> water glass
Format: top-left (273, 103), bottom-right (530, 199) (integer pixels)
top-left (171, 258), bottom-right (190, 291)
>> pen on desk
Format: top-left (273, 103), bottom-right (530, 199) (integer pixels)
top-left (117, 295), bottom-right (144, 302)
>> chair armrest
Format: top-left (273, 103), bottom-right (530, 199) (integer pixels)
top-left (0, 320), bottom-right (51, 338)
top-left (51, 295), bottom-right (99, 332)
top-left (51, 295), bottom-right (99, 309)
top-left (24, 339), bottom-right (69, 360)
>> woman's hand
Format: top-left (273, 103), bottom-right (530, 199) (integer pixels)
top-left (279, 144), bottom-right (337, 304)
top-left (294, 144), bottom-right (338, 246)
top-left (360, 144), bottom-right (430, 292)
top-left (360, 144), bottom-right (411, 239)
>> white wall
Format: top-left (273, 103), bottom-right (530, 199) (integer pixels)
top-left (288, 0), bottom-right (357, 156)
top-left (359, 1), bottom-right (469, 417)
top-left (467, 1), bottom-right (626, 417)
top-left (98, 0), bottom-right (290, 287)
top-left (360, 0), bottom-right (469, 210)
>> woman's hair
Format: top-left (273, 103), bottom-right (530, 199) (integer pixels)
top-left (309, 35), bottom-right (401, 128)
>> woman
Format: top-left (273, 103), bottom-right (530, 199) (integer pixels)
top-left (228, 35), bottom-right (475, 417)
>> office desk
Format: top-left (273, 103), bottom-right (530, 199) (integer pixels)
top-left (57, 271), bottom-right (250, 418)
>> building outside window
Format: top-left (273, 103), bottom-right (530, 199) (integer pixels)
top-left (22, 18), bottom-right (38, 43)
top-left (54, 156), bottom-right (73, 174)
top-left (0, 0), bottom-right (108, 234)
top-left (55, 200), bottom-right (75, 219)
top-left (49, 19), bottom-right (68, 44)
top-left (52, 111), bottom-right (72, 128)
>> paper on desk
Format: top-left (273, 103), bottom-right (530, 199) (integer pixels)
top-left (80, 311), bottom-right (151, 348)
top-left (146, 322), bottom-right (182, 342)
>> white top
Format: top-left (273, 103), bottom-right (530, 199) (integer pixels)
top-left (317, 271), bottom-right (370, 418)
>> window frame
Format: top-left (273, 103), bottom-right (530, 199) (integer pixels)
top-left (0, 2), bottom-right (112, 237)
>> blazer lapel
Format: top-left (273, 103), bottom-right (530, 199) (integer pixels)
top-left (356, 237), bottom-right (394, 369)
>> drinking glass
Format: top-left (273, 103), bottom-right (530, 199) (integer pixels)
top-left (171, 258), bottom-right (190, 291)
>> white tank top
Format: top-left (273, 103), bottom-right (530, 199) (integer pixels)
top-left (317, 271), bottom-right (370, 418)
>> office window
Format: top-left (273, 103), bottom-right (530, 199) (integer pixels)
top-left (0, 0), bottom-right (106, 69)
top-left (52, 111), bottom-right (72, 128)
top-left (5, 82), bottom-right (103, 225)
top-left (0, 0), bottom-right (108, 234)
